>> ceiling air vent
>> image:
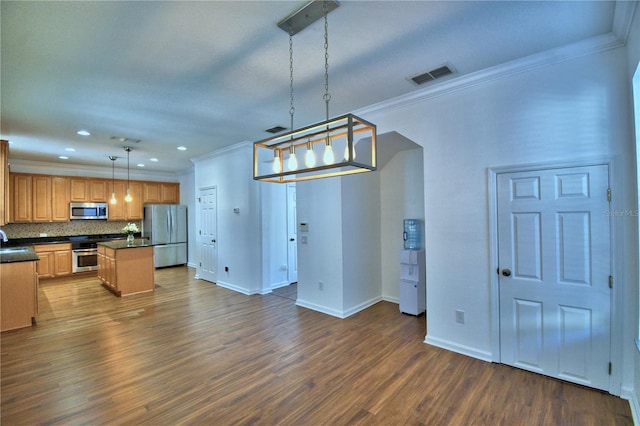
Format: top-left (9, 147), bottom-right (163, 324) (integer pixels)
top-left (265, 125), bottom-right (287, 134)
top-left (409, 64), bottom-right (455, 86)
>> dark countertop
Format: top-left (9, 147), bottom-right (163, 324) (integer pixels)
top-left (98, 239), bottom-right (154, 250)
top-left (1, 233), bottom-right (137, 248)
top-left (0, 246), bottom-right (39, 264)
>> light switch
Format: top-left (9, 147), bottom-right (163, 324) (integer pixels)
top-left (301, 235), bottom-right (308, 244)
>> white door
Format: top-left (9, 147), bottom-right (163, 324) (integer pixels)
top-left (198, 187), bottom-right (217, 283)
top-left (498, 165), bottom-right (611, 391)
top-left (286, 184), bottom-right (298, 284)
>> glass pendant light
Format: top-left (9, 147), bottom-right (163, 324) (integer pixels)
top-left (287, 146), bottom-right (298, 171)
top-left (124, 147), bottom-right (132, 203)
top-left (323, 139), bottom-right (334, 165)
top-left (344, 143), bottom-right (355, 161)
top-left (109, 156), bottom-right (117, 204)
top-left (272, 150), bottom-right (282, 173)
top-left (305, 140), bottom-right (316, 168)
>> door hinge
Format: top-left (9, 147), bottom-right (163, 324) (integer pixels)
top-left (198, 197), bottom-right (201, 203)
top-left (199, 262), bottom-right (202, 267)
top-left (199, 230), bottom-right (202, 235)
top-left (607, 188), bottom-right (612, 202)
top-left (608, 362), bottom-right (612, 375)
top-left (609, 275), bottom-right (613, 289)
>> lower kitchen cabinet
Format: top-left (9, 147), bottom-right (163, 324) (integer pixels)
top-left (98, 242), bottom-right (154, 296)
top-left (1, 260), bottom-right (38, 332)
top-left (34, 243), bottom-right (72, 279)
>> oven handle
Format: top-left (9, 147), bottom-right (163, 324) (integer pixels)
top-left (72, 248), bottom-right (98, 253)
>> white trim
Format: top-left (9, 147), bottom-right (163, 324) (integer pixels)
top-left (342, 297), bottom-right (383, 318)
top-left (612, 1), bottom-right (638, 43)
top-left (296, 298), bottom-right (344, 318)
top-left (487, 157), bottom-right (622, 395)
top-left (216, 280), bottom-right (261, 296)
top-left (382, 296), bottom-right (399, 304)
top-left (190, 141), bottom-right (252, 164)
top-left (424, 335), bottom-right (493, 362)
top-left (270, 281), bottom-right (290, 290)
top-left (356, 33), bottom-right (622, 119)
top-left (622, 386), bottom-right (640, 426)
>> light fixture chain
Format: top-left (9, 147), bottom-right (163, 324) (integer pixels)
top-left (289, 33), bottom-right (295, 133)
top-left (323, 0), bottom-right (330, 121)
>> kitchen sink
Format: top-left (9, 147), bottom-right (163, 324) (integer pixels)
top-left (0, 247), bottom-right (30, 255)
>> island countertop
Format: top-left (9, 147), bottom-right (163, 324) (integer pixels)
top-left (97, 239), bottom-right (153, 250)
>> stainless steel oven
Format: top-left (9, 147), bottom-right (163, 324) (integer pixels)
top-left (71, 238), bottom-right (99, 273)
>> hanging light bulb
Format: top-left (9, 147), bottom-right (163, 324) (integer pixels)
top-left (344, 142), bottom-right (356, 161)
top-left (109, 156), bottom-right (117, 204)
top-left (323, 139), bottom-right (334, 165)
top-left (305, 140), bottom-right (316, 168)
top-left (287, 146), bottom-right (298, 171)
top-left (272, 150), bottom-right (282, 174)
top-left (124, 147), bottom-right (132, 203)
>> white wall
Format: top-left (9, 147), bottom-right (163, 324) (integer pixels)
top-left (363, 45), bottom-right (637, 386)
top-left (380, 148), bottom-right (425, 302)
top-left (192, 143), bottom-right (263, 294)
top-left (260, 182), bottom-right (288, 291)
top-left (296, 177), bottom-right (345, 316)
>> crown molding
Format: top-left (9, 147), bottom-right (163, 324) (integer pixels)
top-left (9, 158), bottom-right (179, 182)
top-left (190, 141), bottom-right (252, 164)
top-left (356, 32), bottom-right (623, 118)
top-left (612, 0), bottom-right (638, 44)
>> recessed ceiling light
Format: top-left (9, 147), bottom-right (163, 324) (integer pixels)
top-left (58, 155), bottom-right (69, 160)
top-left (137, 163), bottom-right (145, 167)
top-left (65, 147), bottom-right (75, 152)
top-left (150, 158), bottom-right (158, 162)
top-left (77, 130), bottom-right (90, 136)
top-left (177, 146), bottom-right (187, 151)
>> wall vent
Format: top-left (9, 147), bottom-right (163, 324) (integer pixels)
top-left (409, 64), bottom-right (455, 86)
top-left (265, 125), bottom-right (287, 134)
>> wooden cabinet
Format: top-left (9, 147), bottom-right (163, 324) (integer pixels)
top-left (0, 140), bottom-right (9, 226)
top-left (11, 174), bottom-right (70, 223)
top-left (1, 260), bottom-right (39, 332)
top-left (51, 176), bottom-right (70, 221)
top-left (11, 174), bottom-right (32, 223)
top-left (98, 243), bottom-right (154, 296)
top-left (107, 181), bottom-right (143, 221)
top-left (70, 178), bottom-right (108, 202)
top-left (32, 175), bottom-right (52, 222)
top-left (143, 182), bottom-right (179, 204)
top-left (34, 243), bottom-right (72, 279)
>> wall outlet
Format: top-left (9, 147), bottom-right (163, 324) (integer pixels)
top-left (39, 233), bottom-right (47, 237)
top-left (455, 309), bottom-right (465, 324)
top-left (318, 281), bottom-right (324, 291)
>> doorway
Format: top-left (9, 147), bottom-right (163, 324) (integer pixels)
top-left (494, 164), bottom-right (612, 391)
top-left (198, 186), bottom-right (217, 283)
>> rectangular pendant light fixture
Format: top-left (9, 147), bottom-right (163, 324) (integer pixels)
top-left (253, 113), bottom-right (377, 183)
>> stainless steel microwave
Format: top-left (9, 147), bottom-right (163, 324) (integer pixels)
top-left (69, 202), bottom-right (108, 220)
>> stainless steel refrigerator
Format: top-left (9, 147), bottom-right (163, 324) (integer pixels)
top-left (142, 204), bottom-right (187, 268)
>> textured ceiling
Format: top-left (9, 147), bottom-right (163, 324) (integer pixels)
top-left (0, 1), bottom-right (619, 174)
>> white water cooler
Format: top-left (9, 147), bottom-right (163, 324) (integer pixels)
top-left (399, 249), bottom-right (426, 315)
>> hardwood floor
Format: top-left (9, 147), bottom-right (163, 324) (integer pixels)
top-left (1, 267), bottom-right (632, 425)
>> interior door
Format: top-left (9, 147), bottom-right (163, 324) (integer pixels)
top-left (198, 187), bottom-right (217, 283)
top-left (497, 165), bottom-right (611, 391)
top-left (286, 184), bottom-right (298, 284)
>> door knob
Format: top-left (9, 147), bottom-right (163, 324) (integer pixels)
top-left (501, 268), bottom-right (511, 277)
top-left (290, 238), bottom-right (295, 242)
top-left (212, 239), bottom-right (216, 243)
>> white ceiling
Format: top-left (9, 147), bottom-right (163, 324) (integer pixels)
top-left (0, 1), bottom-right (622, 174)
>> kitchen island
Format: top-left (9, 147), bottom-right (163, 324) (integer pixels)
top-left (0, 246), bottom-right (40, 331)
top-left (97, 240), bottom-right (155, 297)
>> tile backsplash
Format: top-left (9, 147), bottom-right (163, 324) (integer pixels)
top-left (0, 220), bottom-right (142, 239)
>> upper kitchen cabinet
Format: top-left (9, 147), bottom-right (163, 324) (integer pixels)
top-left (51, 177), bottom-right (70, 221)
top-left (11, 174), bottom-right (32, 222)
top-left (11, 174), bottom-right (70, 223)
top-left (143, 182), bottom-right (179, 204)
top-left (70, 178), bottom-right (108, 202)
top-left (108, 181), bottom-right (143, 221)
top-left (0, 140), bottom-right (9, 225)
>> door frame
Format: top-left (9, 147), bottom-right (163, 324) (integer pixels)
top-left (195, 185), bottom-right (217, 283)
top-left (488, 157), bottom-right (622, 395)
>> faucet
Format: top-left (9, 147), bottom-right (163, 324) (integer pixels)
top-left (0, 229), bottom-right (7, 243)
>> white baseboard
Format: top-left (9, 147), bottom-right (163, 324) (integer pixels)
top-left (270, 281), bottom-right (290, 290)
top-left (382, 295), bottom-right (399, 304)
top-left (424, 334), bottom-right (493, 362)
top-left (343, 296), bottom-right (383, 318)
top-left (295, 298), bottom-right (344, 318)
top-left (622, 386), bottom-right (640, 425)
top-left (216, 280), bottom-right (260, 295)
